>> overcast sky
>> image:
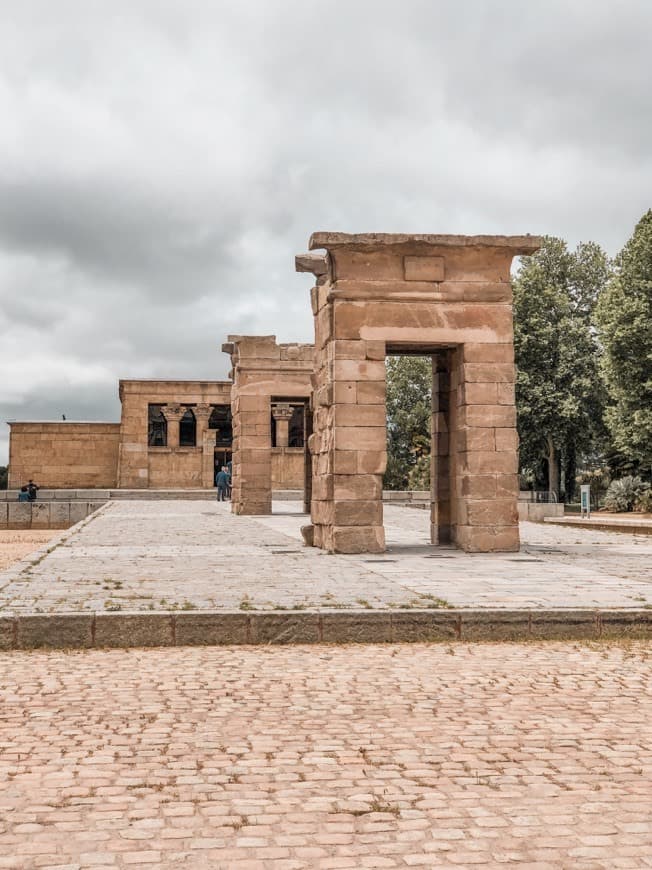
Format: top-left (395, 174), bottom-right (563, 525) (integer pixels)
top-left (1, 0), bottom-right (651, 464)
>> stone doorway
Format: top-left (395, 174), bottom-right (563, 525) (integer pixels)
top-left (385, 347), bottom-right (454, 549)
top-left (296, 231), bottom-right (541, 554)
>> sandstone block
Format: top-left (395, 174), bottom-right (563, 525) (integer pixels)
top-left (356, 381), bottom-right (386, 404)
top-left (333, 359), bottom-right (386, 382)
top-left (333, 474), bottom-right (382, 501)
top-left (0, 502), bottom-right (8, 526)
top-left (365, 340), bottom-right (386, 360)
top-left (458, 474), bottom-right (497, 499)
top-left (333, 404), bottom-right (386, 428)
top-left (331, 340), bottom-right (366, 360)
top-left (333, 381), bottom-right (356, 404)
top-left (496, 473), bottom-right (519, 499)
top-left (300, 524), bottom-right (315, 546)
top-left (331, 524), bottom-right (385, 554)
top-left (333, 450), bottom-right (358, 474)
top-left (466, 498), bottom-right (518, 526)
top-left (462, 404), bottom-right (517, 428)
top-left (458, 428), bottom-right (495, 453)
top-left (404, 255), bottom-right (445, 282)
top-left (461, 451), bottom-right (519, 475)
top-left (334, 426), bottom-right (385, 452)
top-left (357, 451), bottom-right (387, 474)
top-left (333, 500), bottom-right (383, 526)
top-left (497, 382), bottom-right (516, 405)
top-left (460, 382), bottom-right (498, 406)
top-left (530, 611), bottom-right (598, 640)
top-left (495, 428), bottom-right (519, 451)
top-left (454, 524), bottom-right (519, 553)
top-left (463, 363), bottom-right (515, 383)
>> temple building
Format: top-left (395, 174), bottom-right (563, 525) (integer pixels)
top-left (7, 368), bottom-right (307, 491)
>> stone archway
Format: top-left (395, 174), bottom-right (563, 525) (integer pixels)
top-left (296, 232), bottom-right (541, 554)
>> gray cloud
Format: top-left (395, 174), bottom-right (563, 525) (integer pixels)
top-left (1, 0), bottom-right (651, 464)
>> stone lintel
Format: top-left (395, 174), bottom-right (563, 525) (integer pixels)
top-left (309, 232), bottom-right (543, 255)
top-left (295, 252), bottom-right (329, 276)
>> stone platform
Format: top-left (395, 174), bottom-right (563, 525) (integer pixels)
top-left (1, 500), bottom-right (651, 647)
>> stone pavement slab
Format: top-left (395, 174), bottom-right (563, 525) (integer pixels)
top-left (0, 500), bottom-right (651, 615)
top-left (0, 642), bottom-right (651, 868)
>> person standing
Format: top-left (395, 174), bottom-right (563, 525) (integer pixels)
top-left (215, 466), bottom-right (229, 502)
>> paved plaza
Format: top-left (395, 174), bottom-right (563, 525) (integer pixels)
top-left (0, 501), bottom-right (651, 615)
top-left (1, 642), bottom-right (651, 869)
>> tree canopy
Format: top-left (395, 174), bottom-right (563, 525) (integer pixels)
top-left (594, 210), bottom-right (652, 472)
top-left (512, 236), bottom-right (609, 498)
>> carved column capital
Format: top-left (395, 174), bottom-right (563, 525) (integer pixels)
top-left (194, 403), bottom-right (212, 422)
top-left (161, 404), bottom-right (184, 423)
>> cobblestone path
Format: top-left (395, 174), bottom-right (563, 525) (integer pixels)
top-left (1, 500), bottom-right (651, 614)
top-left (1, 643), bottom-right (651, 868)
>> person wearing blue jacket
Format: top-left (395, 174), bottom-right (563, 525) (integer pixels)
top-left (215, 467), bottom-right (229, 501)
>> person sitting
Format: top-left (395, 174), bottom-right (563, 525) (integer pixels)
top-left (18, 486), bottom-right (30, 502)
top-left (215, 467), bottom-right (229, 502)
top-left (27, 480), bottom-right (39, 501)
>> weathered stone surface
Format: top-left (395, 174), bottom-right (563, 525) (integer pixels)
top-left (460, 610), bottom-right (531, 641)
top-left (249, 613), bottom-right (320, 644)
top-left (321, 611), bottom-right (392, 643)
top-left (7, 502), bottom-right (31, 529)
top-left (174, 612), bottom-right (249, 645)
top-left (95, 613), bottom-right (174, 647)
top-left (16, 614), bottom-right (94, 649)
top-left (404, 255), bottom-right (445, 282)
top-left (600, 610), bottom-right (652, 639)
top-left (530, 611), bottom-right (598, 640)
top-left (391, 611), bottom-right (459, 642)
top-left (0, 618), bottom-right (15, 651)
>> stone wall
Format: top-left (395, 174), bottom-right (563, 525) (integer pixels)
top-left (117, 379), bottom-right (231, 488)
top-left (224, 336), bottom-right (313, 515)
top-left (0, 500), bottom-right (106, 529)
top-left (8, 423), bottom-right (120, 489)
top-left (271, 448), bottom-right (305, 490)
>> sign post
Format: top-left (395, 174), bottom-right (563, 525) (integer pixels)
top-left (580, 484), bottom-right (591, 519)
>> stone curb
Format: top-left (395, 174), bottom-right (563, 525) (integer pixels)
top-left (1, 609), bottom-right (652, 650)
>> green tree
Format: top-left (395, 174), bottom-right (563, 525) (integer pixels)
top-left (384, 356), bottom-right (431, 490)
top-left (0, 466), bottom-right (7, 490)
top-left (594, 210), bottom-right (652, 475)
top-left (513, 237), bottom-right (609, 499)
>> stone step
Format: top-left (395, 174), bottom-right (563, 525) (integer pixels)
top-left (1, 608), bottom-right (650, 650)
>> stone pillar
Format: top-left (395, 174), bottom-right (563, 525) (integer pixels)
top-left (430, 352), bottom-right (452, 545)
top-left (161, 404), bottom-right (184, 449)
top-left (272, 403), bottom-right (293, 448)
top-left (194, 403), bottom-right (214, 488)
top-left (303, 404), bottom-right (313, 514)
top-left (453, 344), bottom-right (520, 552)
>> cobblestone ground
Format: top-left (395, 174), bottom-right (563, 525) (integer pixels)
top-left (1, 501), bottom-right (651, 614)
top-left (1, 643), bottom-right (651, 868)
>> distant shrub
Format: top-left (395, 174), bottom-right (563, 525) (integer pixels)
top-left (635, 487), bottom-right (652, 513)
top-left (603, 476), bottom-right (647, 512)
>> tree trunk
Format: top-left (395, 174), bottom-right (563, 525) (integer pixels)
top-left (564, 446), bottom-right (576, 503)
top-left (547, 435), bottom-right (560, 499)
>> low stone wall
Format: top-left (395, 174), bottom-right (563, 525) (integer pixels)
top-left (1, 608), bottom-right (651, 650)
top-left (517, 503), bottom-right (565, 522)
top-left (0, 501), bottom-right (106, 530)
